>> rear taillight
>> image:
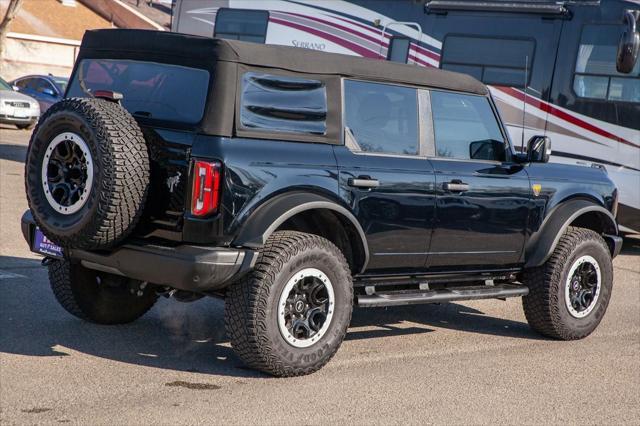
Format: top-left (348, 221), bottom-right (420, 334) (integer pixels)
top-left (191, 160), bottom-right (221, 217)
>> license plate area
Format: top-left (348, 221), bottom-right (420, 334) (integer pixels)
top-left (32, 227), bottom-right (63, 258)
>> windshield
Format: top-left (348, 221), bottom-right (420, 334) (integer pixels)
top-left (0, 77), bottom-right (12, 91)
top-left (67, 59), bottom-right (210, 124)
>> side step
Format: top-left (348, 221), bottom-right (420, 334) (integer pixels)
top-left (357, 284), bottom-right (529, 308)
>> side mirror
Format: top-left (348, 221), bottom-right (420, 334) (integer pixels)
top-left (12, 85), bottom-right (19, 91)
top-left (527, 135), bottom-right (551, 163)
top-left (617, 10), bottom-right (640, 74)
top-left (42, 88), bottom-right (56, 97)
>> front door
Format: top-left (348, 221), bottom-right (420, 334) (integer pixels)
top-left (426, 90), bottom-right (531, 269)
top-left (335, 79), bottom-right (436, 273)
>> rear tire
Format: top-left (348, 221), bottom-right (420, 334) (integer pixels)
top-left (225, 231), bottom-right (353, 377)
top-left (522, 227), bottom-right (613, 340)
top-left (48, 259), bottom-right (157, 325)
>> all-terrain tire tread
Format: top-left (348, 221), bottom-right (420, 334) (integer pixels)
top-left (26, 98), bottom-right (149, 249)
top-left (522, 226), bottom-right (611, 340)
top-left (225, 231), bottom-right (353, 377)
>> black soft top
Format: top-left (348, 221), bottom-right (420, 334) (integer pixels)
top-left (80, 29), bottom-right (488, 95)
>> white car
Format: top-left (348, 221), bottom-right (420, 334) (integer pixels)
top-left (0, 76), bottom-right (40, 130)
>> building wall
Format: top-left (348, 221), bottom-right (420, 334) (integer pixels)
top-left (0, 33), bottom-right (80, 80)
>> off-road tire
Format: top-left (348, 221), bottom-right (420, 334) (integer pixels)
top-left (522, 226), bottom-right (613, 340)
top-left (225, 231), bottom-right (353, 377)
top-left (25, 98), bottom-right (150, 249)
top-left (48, 259), bottom-right (157, 325)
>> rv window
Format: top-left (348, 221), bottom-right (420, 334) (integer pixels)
top-left (441, 36), bottom-right (535, 88)
top-left (387, 36), bottom-right (411, 64)
top-left (430, 91), bottom-right (505, 162)
top-left (344, 80), bottom-right (419, 156)
top-left (240, 72), bottom-right (327, 135)
top-left (573, 24), bottom-right (640, 103)
top-left (214, 8), bottom-right (268, 43)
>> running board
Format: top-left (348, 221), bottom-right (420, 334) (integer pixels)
top-left (357, 284), bottom-right (529, 308)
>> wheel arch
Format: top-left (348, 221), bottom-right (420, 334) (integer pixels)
top-left (233, 192), bottom-right (369, 273)
top-left (525, 198), bottom-right (619, 268)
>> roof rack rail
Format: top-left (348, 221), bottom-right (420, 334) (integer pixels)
top-left (424, 1), bottom-right (571, 16)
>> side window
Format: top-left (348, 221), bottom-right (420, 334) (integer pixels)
top-left (344, 80), bottom-right (418, 156)
top-left (214, 8), bottom-right (269, 43)
top-left (35, 79), bottom-right (55, 95)
top-left (431, 91), bottom-right (506, 162)
top-left (574, 24), bottom-right (640, 103)
top-left (441, 35), bottom-right (535, 87)
top-left (240, 72), bottom-right (327, 135)
top-left (387, 36), bottom-right (410, 63)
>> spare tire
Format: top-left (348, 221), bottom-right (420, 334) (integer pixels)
top-left (25, 98), bottom-right (150, 250)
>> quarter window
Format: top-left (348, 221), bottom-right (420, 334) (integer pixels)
top-left (431, 91), bottom-right (506, 162)
top-left (441, 35), bottom-right (535, 88)
top-left (240, 72), bottom-right (327, 135)
top-left (573, 24), bottom-right (640, 103)
top-left (344, 80), bottom-right (419, 156)
top-left (214, 8), bottom-right (269, 44)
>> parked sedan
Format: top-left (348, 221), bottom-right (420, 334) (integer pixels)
top-left (11, 74), bottom-right (68, 114)
top-left (0, 76), bottom-right (40, 130)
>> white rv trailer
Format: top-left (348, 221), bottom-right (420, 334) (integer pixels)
top-left (171, 0), bottom-right (640, 232)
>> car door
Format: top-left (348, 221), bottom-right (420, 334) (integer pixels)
top-left (426, 90), bottom-right (531, 269)
top-left (334, 79), bottom-right (436, 273)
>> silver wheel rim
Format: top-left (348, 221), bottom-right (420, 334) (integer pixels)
top-left (277, 268), bottom-right (335, 348)
top-left (41, 132), bottom-right (93, 215)
top-left (565, 255), bottom-right (601, 318)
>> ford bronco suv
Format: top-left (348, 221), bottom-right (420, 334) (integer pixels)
top-left (22, 30), bottom-right (622, 377)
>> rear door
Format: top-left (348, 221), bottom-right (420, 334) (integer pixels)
top-left (334, 79), bottom-right (436, 273)
top-left (426, 90), bottom-right (531, 269)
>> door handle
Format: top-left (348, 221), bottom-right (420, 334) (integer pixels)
top-left (443, 180), bottom-right (470, 192)
top-left (348, 177), bottom-right (380, 189)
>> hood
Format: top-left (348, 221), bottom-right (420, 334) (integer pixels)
top-left (0, 89), bottom-right (39, 106)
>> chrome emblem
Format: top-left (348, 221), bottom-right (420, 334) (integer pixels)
top-left (166, 172), bottom-right (181, 193)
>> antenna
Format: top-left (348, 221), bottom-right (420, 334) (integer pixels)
top-left (521, 55), bottom-right (529, 151)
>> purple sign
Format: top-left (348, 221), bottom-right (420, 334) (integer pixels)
top-left (33, 228), bottom-right (63, 258)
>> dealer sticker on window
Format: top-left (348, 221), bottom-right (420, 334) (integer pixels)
top-left (32, 228), bottom-right (63, 258)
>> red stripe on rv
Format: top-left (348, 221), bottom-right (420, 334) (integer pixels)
top-left (269, 17), bottom-right (382, 58)
top-left (497, 86), bottom-right (639, 149)
top-left (282, 12), bottom-right (385, 47)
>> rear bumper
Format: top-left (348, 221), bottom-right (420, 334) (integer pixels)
top-left (21, 211), bottom-right (257, 293)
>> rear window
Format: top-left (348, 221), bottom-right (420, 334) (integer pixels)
top-left (67, 59), bottom-right (210, 124)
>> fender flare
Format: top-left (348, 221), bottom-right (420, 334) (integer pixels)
top-left (524, 199), bottom-right (618, 268)
top-left (233, 192), bottom-right (370, 272)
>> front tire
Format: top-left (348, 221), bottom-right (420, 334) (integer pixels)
top-left (48, 259), bottom-right (157, 325)
top-left (522, 227), bottom-right (613, 340)
top-left (225, 231), bottom-right (353, 377)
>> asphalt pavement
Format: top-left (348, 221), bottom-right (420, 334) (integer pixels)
top-left (1, 125), bottom-right (639, 425)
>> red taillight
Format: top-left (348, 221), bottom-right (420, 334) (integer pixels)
top-left (191, 160), bottom-right (221, 217)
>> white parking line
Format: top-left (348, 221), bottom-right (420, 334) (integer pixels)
top-left (0, 269), bottom-right (27, 279)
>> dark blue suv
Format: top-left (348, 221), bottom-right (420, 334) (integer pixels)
top-left (11, 74), bottom-right (68, 114)
top-left (21, 30), bottom-right (623, 377)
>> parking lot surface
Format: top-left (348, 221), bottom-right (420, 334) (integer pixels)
top-left (1, 126), bottom-right (639, 425)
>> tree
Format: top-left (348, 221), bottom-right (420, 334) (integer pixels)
top-left (0, 0), bottom-right (24, 61)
